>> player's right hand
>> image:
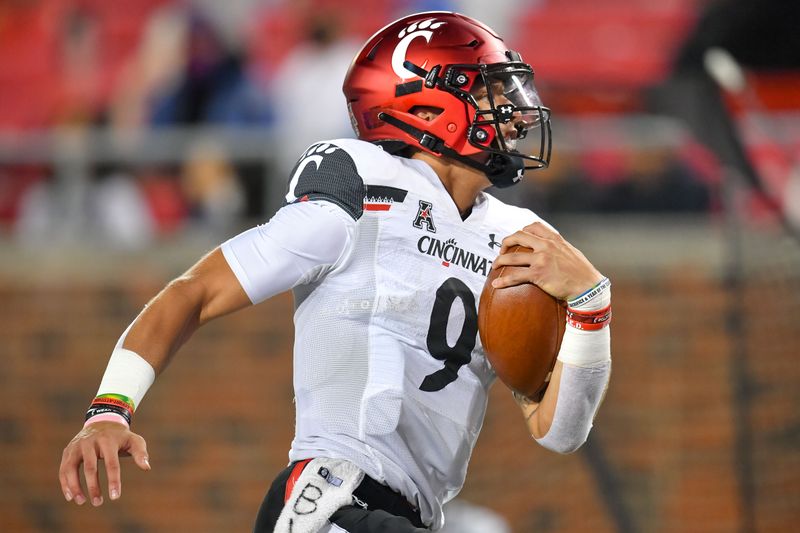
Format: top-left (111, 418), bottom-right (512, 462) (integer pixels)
top-left (59, 422), bottom-right (151, 506)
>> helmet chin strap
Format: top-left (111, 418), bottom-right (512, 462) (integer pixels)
top-left (377, 112), bottom-right (525, 188)
top-left (485, 152), bottom-right (526, 188)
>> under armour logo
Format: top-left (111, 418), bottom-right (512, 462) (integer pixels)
top-left (497, 105), bottom-right (515, 123)
top-left (413, 200), bottom-right (437, 233)
top-left (488, 233), bottom-right (502, 249)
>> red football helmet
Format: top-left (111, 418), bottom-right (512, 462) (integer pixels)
top-left (343, 11), bottom-right (551, 187)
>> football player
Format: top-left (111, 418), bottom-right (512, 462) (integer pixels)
top-left (59, 12), bottom-right (611, 533)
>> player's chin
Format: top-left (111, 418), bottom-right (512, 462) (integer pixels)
top-left (502, 137), bottom-right (518, 151)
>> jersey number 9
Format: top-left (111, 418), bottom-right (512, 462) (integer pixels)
top-left (420, 278), bottom-right (478, 392)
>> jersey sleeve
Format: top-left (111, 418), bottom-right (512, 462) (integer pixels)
top-left (284, 142), bottom-right (366, 220)
top-left (221, 200), bottom-right (355, 304)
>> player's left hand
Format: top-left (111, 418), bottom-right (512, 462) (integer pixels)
top-left (491, 222), bottom-right (603, 300)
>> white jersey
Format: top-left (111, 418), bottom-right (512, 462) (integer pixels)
top-left (222, 138), bottom-right (543, 529)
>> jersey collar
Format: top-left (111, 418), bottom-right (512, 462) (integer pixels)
top-left (403, 158), bottom-right (490, 225)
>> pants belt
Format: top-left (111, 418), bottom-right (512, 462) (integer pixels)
top-left (352, 472), bottom-right (425, 528)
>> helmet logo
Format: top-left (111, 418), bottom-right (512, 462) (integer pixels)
top-left (391, 18), bottom-right (445, 79)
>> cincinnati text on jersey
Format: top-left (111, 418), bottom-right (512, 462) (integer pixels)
top-left (416, 236), bottom-right (494, 275)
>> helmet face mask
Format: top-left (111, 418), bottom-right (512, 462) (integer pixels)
top-left (343, 12), bottom-right (552, 183)
top-left (454, 61), bottom-right (552, 171)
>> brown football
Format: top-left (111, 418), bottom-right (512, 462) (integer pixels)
top-left (479, 245), bottom-right (567, 400)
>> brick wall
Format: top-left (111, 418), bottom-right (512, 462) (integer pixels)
top-left (1, 266), bottom-right (798, 532)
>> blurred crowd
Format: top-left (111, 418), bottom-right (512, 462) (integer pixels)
top-left (0, 0), bottom-right (461, 245)
top-left (0, 0), bottom-right (796, 248)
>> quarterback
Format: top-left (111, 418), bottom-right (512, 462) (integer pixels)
top-left (59, 12), bottom-right (611, 533)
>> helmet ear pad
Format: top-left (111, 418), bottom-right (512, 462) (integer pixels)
top-left (382, 87), bottom-right (485, 158)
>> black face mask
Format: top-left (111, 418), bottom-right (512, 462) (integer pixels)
top-left (485, 152), bottom-right (526, 188)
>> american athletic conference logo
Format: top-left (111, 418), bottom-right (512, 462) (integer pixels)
top-left (413, 200), bottom-right (436, 233)
top-left (391, 18), bottom-right (446, 79)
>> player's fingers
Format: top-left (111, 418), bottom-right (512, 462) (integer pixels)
top-left (98, 438), bottom-right (122, 500)
top-left (126, 433), bottom-right (151, 472)
top-left (499, 230), bottom-right (550, 255)
top-left (491, 268), bottom-right (531, 289)
top-left (59, 448), bottom-right (87, 505)
top-left (492, 251), bottom-right (533, 269)
top-left (522, 221), bottom-right (560, 240)
top-left (499, 231), bottom-right (527, 254)
top-left (81, 442), bottom-right (104, 506)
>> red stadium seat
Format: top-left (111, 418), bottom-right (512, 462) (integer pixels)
top-left (511, 2), bottom-right (697, 87)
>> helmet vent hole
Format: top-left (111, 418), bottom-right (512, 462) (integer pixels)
top-left (409, 106), bottom-right (444, 121)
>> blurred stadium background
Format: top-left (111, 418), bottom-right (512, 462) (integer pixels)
top-left (1, 0), bottom-right (798, 531)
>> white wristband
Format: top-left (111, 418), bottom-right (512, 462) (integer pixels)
top-left (96, 348), bottom-right (155, 411)
top-left (557, 283), bottom-right (611, 368)
top-left (568, 277), bottom-right (611, 311)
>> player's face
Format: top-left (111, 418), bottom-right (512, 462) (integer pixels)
top-left (471, 80), bottom-right (531, 150)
